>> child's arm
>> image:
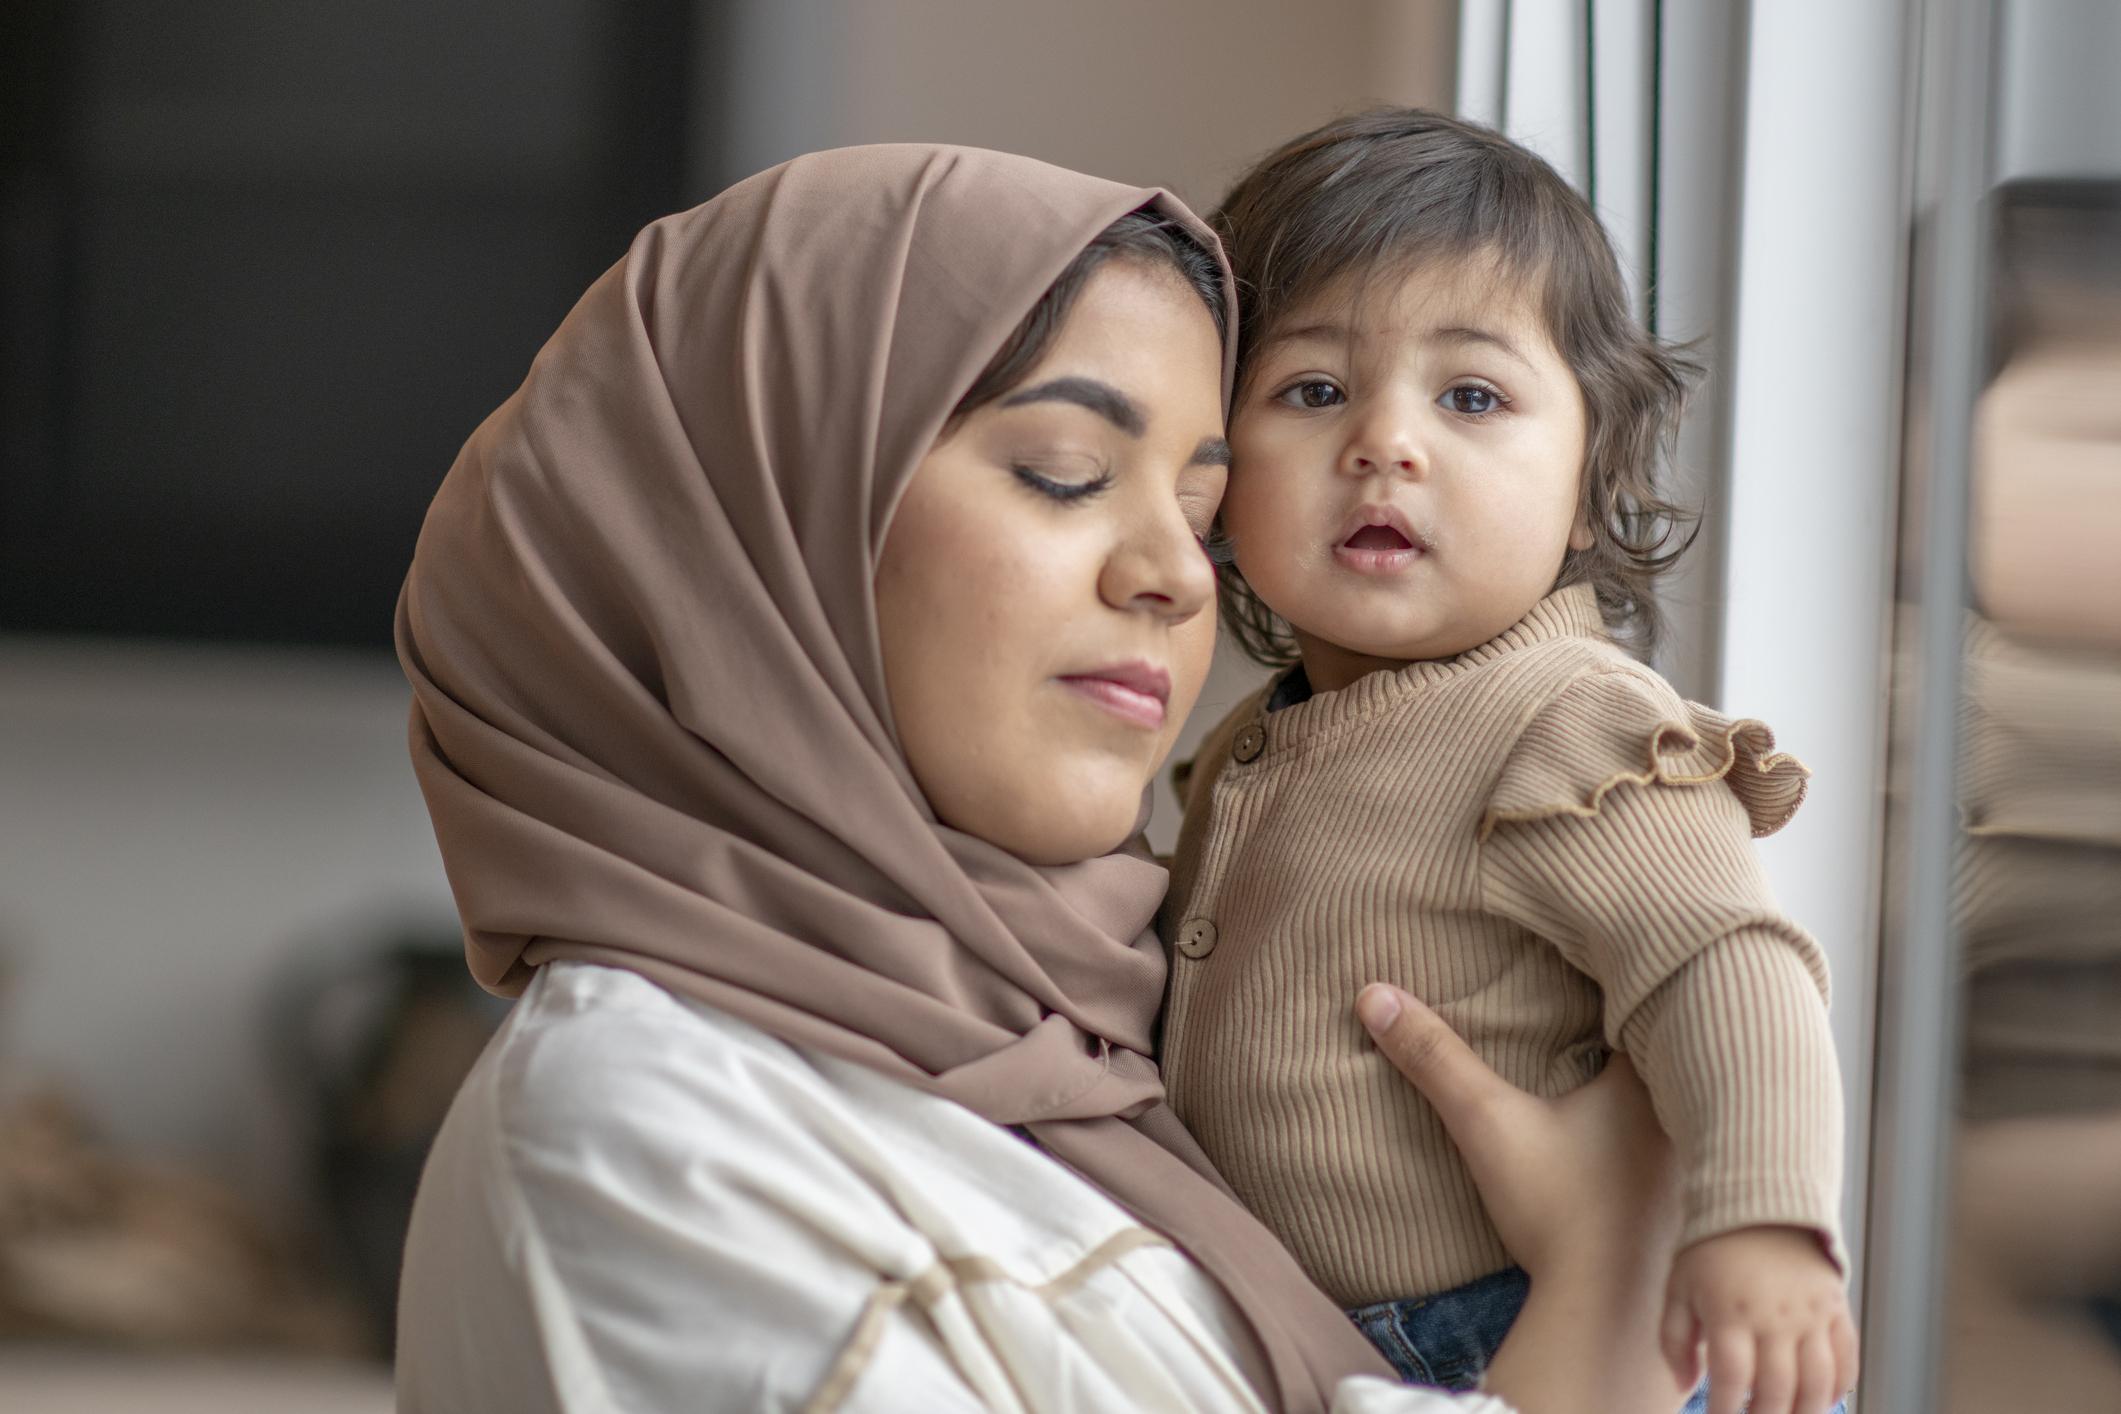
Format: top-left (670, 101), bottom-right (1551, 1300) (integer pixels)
top-left (1477, 672), bottom-right (1854, 1410)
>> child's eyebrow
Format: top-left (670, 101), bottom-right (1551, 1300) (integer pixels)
top-left (1257, 321), bottom-right (1349, 351)
top-left (1428, 325), bottom-right (1535, 370)
top-left (1256, 321), bottom-right (1536, 373)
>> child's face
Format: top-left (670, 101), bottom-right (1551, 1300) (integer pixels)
top-left (1223, 259), bottom-right (1591, 688)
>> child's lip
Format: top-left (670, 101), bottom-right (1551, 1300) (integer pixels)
top-left (1333, 504), bottom-right (1432, 554)
top-left (1333, 541), bottom-right (1427, 575)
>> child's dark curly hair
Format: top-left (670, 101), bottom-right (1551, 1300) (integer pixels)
top-left (1210, 107), bottom-right (1701, 664)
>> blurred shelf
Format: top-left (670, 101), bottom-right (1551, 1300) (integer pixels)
top-left (0, 1346), bottom-right (391, 1414)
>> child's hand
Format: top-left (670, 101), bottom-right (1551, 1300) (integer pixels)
top-left (1660, 1225), bottom-right (1857, 1414)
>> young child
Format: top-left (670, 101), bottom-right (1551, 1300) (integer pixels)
top-left (1161, 109), bottom-right (1857, 1411)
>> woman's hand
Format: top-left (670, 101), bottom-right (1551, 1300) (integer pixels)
top-left (1355, 983), bottom-right (1679, 1283)
top-left (1356, 982), bottom-right (1694, 1414)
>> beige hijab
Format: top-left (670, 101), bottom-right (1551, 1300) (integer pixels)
top-left (396, 143), bottom-right (1392, 1409)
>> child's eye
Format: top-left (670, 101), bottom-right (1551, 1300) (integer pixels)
top-left (1273, 379), bottom-right (1345, 410)
top-left (1441, 384), bottom-right (1507, 416)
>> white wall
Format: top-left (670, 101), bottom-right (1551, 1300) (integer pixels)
top-left (0, 637), bottom-right (454, 1205)
top-left (1716, 0), bottom-right (1911, 1260)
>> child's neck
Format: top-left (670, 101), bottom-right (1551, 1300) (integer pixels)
top-left (1292, 588), bottom-right (1571, 694)
top-left (1293, 631), bottom-right (1417, 695)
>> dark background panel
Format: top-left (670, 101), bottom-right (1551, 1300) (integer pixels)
top-left (0, 0), bottom-right (705, 648)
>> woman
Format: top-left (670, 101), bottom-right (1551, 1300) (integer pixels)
top-left (393, 143), bottom-right (1691, 1412)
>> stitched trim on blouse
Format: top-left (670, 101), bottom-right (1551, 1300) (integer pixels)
top-left (800, 1227), bottom-right (1173, 1413)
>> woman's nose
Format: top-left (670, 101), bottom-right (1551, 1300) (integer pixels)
top-left (1101, 506), bottom-right (1214, 623)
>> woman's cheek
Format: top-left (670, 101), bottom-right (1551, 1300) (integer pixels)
top-left (1155, 606), bottom-right (1219, 767)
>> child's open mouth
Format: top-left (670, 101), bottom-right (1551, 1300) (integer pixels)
top-left (1343, 525), bottom-right (1413, 551)
top-left (1334, 509), bottom-right (1429, 573)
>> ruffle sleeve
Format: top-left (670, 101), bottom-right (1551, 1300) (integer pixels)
top-left (1479, 666), bottom-right (1810, 842)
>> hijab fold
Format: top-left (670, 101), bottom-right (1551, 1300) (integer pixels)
top-left (397, 143), bottom-right (1393, 1412)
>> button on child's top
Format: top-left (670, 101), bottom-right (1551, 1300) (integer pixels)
top-left (1175, 918), bottom-right (1218, 959)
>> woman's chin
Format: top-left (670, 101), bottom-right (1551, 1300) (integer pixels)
top-left (999, 812), bottom-right (1144, 868)
top-left (962, 785), bottom-right (1147, 868)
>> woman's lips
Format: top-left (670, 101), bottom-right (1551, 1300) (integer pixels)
top-left (1057, 661), bottom-right (1170, 730)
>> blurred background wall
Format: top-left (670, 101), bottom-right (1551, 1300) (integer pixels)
top-left (706, 0), bottom-right (1454, 205)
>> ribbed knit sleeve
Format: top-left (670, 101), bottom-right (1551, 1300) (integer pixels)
top-left (1476, 674), bottom-right (1845, 1267)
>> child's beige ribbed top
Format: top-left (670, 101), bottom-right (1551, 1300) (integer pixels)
top-left (1161, 584), bottom-right (1844, 1307)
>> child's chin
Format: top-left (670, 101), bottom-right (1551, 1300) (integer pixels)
top-left (1325, 622), bottom-right (1452, 662)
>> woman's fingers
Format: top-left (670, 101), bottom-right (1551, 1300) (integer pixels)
top-left (1355, 983), bottom-right (1513, 1146)
top-left (1357, 983), bottom-right (1683, 1292)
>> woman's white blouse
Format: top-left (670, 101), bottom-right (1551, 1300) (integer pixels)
top-left (395, 962), bottom-right (1514, 1414)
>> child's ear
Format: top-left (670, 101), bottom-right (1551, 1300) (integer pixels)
top-left (1567, 519), bottom-right (1595, 553)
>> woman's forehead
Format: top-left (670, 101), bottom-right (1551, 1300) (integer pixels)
top-left (1013, 264), bottom-right (1226, 429)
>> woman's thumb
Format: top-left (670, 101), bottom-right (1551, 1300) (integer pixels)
top-left (1356, 984), bottom-right (1502, 1138)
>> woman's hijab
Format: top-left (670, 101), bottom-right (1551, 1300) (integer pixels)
top-left (396, 143), bottom-right (1392, 1410)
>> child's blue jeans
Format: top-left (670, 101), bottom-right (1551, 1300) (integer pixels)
top-left (1347, 1265), bottom-right (1848, 1413)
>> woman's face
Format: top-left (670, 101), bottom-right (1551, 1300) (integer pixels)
top-left (877, 258), bottom-right (1228, 865)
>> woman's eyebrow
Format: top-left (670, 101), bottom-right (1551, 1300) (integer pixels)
top-left (1000, 377), bottom-right (1146, 436)
top-left (1192, 437), bottom-right (1232, 468)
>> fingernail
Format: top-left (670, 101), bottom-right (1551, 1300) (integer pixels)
top-left (1357, 984), bottom-right (1401, 1034)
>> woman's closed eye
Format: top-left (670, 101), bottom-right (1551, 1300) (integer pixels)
top-left (1439, 381), bottom-right (1510, 417)
top-left (1010, 458), bottom-right (1115, 502)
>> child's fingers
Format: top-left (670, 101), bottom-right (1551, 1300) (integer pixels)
top-left (1751, 1334), bottom-right (1797, 1414)
top-left (1794, 1327), bottom-right (1839, 1414)
top-left (1829, 1309), bottom-right (1861, 1399)
top-left (1658, 1293), bottom-right (1699, 1381)
top-left (1706, 1328), bottom-right (1754, 1414)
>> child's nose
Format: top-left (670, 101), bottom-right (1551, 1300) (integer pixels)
top-left (1340, 425), bottom-right (1425, 479)
top-left (1348, 450), bottom-right (1418, 476)
top-left (1338, 397), bottom-right (1427, 478)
